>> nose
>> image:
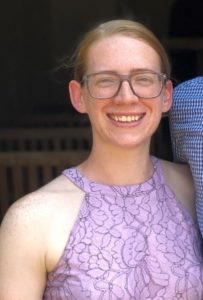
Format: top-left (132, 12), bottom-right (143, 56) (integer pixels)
top-left (114, 80), bottom-right (139, 104)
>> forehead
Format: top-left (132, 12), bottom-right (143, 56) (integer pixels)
top-left (86, 35), bottom-right (161, 73)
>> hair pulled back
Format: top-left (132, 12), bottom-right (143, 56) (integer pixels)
top-left (71, 19), bottom-right (171, 81)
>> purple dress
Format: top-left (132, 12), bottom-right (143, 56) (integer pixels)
top-left (43, 157), bottom-right (203, 299)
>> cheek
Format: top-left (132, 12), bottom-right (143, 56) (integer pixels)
top-left (86, 103), bottom-right (100, 121)
top-left (85, 96), bottom-right (106, 112)
top-left (85, 101), bottom-right (109, 128)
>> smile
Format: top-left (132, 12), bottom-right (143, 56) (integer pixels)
top-left (109, 114), bottom-right (144, 122)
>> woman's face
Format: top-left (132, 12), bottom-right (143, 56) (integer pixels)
top-left (69, 35), bottom-right (172, 150)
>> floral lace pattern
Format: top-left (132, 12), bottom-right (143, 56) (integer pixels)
top-left (44, 157), bottom-right (203, 299)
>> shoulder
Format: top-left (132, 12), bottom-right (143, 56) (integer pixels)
top-left (1, 174), bottom-right (78, 230)
top-left (2, 173), bottom-right (83, 224)
top-left (0, 174), bottom-right (84, 271)
top-left (160, 159), bottom-right (194, 185)
top-left (159, 159), bottom-right (196, 219)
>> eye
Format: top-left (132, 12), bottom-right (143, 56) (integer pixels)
top-left (94, 75), bottom-right (117, 87)
top-left (132, 74), bottom-right (155, 86)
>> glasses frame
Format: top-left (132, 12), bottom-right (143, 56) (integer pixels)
top-left (81, 70), bottom-right (168, 100)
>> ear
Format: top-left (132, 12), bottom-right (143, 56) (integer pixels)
top-left (161, 80), bottom-right (173, 113)
top-left (68, 80), bottom-right (87, 113)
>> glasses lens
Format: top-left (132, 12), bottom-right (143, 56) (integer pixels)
top-left (131, 73), bottom-right (163, 98)
top-left (85, 72), bottom-right (165, 99)
top-left (87, 73), bottom-right (119, 98)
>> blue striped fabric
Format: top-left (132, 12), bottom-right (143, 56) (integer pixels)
top-left (169, 76), bottom-right (203, 236)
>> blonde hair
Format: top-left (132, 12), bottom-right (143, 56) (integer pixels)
top-left (71, 19), bottom-right (171, 81)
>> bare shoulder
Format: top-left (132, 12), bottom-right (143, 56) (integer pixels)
top-left (2, 174), bottom-right (82, 225)
top-left (0, 174), bottom-right (84, 272)
top-left (1, 175), bottom-right (77, 230)
top-left (0, 174), bottom-right (84, 298)
top-left (160, 159), bottom-right (196, 219)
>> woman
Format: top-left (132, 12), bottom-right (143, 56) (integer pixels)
top-left (0, 19), bottom-right (202, 299)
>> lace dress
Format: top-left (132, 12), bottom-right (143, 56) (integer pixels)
top-left (43, 157), bottom-right (203, 299)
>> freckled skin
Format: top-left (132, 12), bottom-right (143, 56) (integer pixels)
top-left (73, 36), bottom-right (171, 152)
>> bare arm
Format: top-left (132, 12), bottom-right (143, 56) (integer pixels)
top-left (0, 196), bottom-right (47, 299)
top-left (161, 160), bottom-right (196, 219)
top-left (0, 175), bottom-right (84, 299)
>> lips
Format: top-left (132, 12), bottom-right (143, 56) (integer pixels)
top-left (109, 114), bottom-right (144, 123)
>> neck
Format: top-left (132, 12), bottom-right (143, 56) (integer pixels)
top-left (79, 142), bottom-right (153, 185)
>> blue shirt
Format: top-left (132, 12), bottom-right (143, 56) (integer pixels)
top-left (169, 76), bottom-right (203, 236)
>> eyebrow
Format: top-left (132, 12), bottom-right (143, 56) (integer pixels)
top-left (89, 68), bottom-right (160, 75)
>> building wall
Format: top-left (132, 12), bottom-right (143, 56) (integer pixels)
top-left (0, 0), bottom-right (202, 126)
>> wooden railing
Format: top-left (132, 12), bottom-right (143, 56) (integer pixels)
top-left (0, 150), bottom-right (89, 222)
top-left (0, 127), bottom-right (93, 221)
top-left (0, 127), bottom-right (92, 151)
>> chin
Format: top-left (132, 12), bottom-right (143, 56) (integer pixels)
top-left (114, 140), bottom-right (146, 149)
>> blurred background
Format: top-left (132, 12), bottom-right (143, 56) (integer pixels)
top-left (0, 0), bottom-right (203, 220)
top-left (1, 0), bottom-right (203, 129)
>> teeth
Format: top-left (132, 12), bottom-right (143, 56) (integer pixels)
top-left (112, 115), bottom-right (142, 122)
top-left (134, 115), bottom-right (140, 121)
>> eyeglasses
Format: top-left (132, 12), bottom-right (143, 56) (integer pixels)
top-left (82, 71), bottom-right (167, 100)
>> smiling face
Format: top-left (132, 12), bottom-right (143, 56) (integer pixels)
top-left (69, 34), bottom-right (172, 151)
